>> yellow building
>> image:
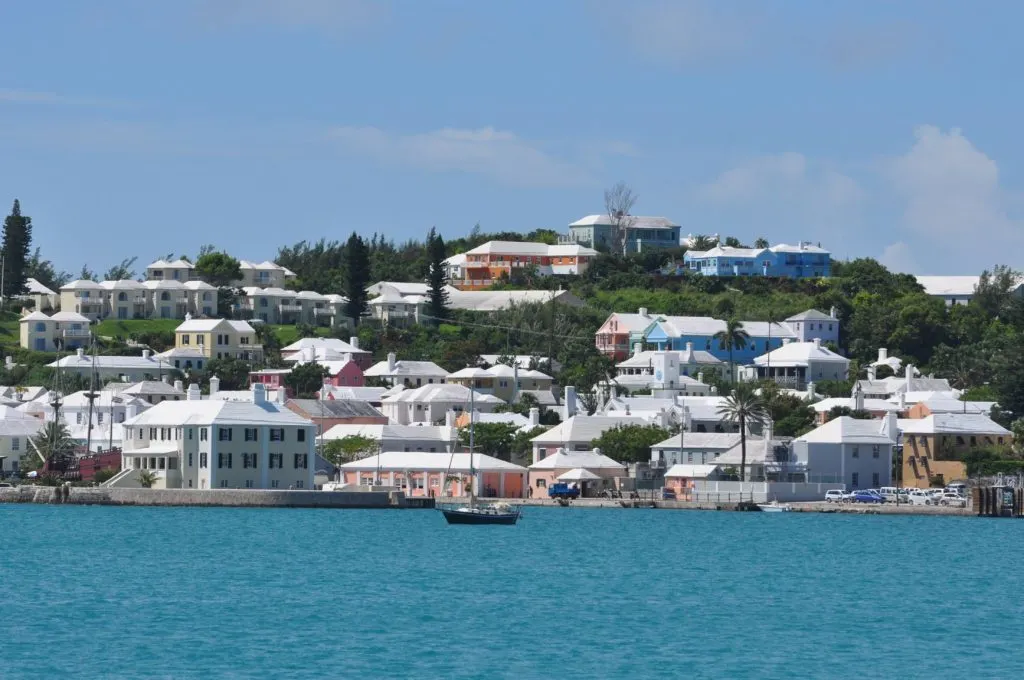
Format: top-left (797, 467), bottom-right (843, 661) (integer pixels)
top-left (171, 317), bottom-right (262, 362)
top-left (899, 414), bottom-right (1012, 488)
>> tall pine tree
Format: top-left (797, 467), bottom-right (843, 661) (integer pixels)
top-left (343, 232), bottom-right (370, 325)
top-left (426, 227), bottom-right (449, 323)
top-left (1, 199), bottom-right (33, 299)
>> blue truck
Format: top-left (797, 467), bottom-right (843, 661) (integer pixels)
top-left (548, 483), bottom-right (580, 500)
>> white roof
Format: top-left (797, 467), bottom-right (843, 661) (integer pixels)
top-left (914, 276), bottom-right (987, 297)
top-left (60, 279), bottom-right (103, 290)
top-left (617, 349), bottom-right (720, 368)
top-left (601, 311), bottom-right (662, 334)
top-left (557, 467), bottom-right (602, 481)
top-left (769, 242), bottom-right (830, 254)
top-left (175, 318), bottom-right (254, 333)
top-left (569, 214), bottom-right (680, 229)
top-left (143, 279), bottom-right (185, 290)
top-left (48, 353), bottom-right (173, 371)
top-left (156, 347), bottom-right (207, 359)
top-left (465, 412), bottom-right (533, 430)
top-left (530, 415), bottom-right (655, 445)
top-left (120, 381), bottom-right (186, 397)
top-left (652, 316), bottom-right (796, 340)
top-left (148, 258), bottom-right (194, 270)
top-left (322, 422), bottom-right (457, 442)
top-left (898, 414), bottom-right (1010, 436)
top-left (382, 383), bottom-right (503, 405)
top-left (60, 390), bottom-right (148, 410)
top-left (463, 240), bottom-right (598, 257)
top-left (915, 399), bottom-right (996, 415)
top-left (796, 416), bottom-right (895, 444)
top-left (25, 278), bottom-right (56, 295)
top-left (0, 405), bottom-right (45, 437)
top-left (239, 259), bottom-right (291, 272)
top-left (478, 354), bottom-right (561, 372)
top-left (443, 253), bottom-right (467, 266)
top-left (295, 290), bottom-right (325, 300)
top-left (341, 451), bottom-right (526, 472)
top-left (183, 280), bottom-right (216, 291)
top-left (448, 289), bottom-right (583, 311)
top-left (651, 432), bottom-right (741, 451)
top-left (281, 337), bottom-right (367, 355)
top-left (753, 341), bottom-right (849, 367)
top-left (529, 449), bottom-right (627, 470)
top-left (20, 311), bottom-right (50, 321)
top-left (99, 279), bottom-right (145, 290)
top-left (365, 359), bottom-right (449, 378)
top-left (366, 281), bottom-right (431, 297)
top-left (125, 399), bottom-right (312, 427)
top-left (320, 386), bottom-right (388, 402)
top-left (50, 311), bottom-right (91, 322)
top-left (664, 464), bottom-right (720, 479)
top-left (785, 309), bottom-right (833, 321)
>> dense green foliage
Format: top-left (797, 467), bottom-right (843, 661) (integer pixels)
top-left (1, 200), bottom-right (32, 298)
top-left (343, 233), bottom-right (370, 325)
top-left (321, 435), bottom-right (378, 466)
top-left (590, 424), bottom-right (671, 463)
top-left (195, 251), bottom-right (242, 287)
top-left (285, 362), bottom-right (329, 398)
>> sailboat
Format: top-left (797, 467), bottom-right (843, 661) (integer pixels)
top-left (439, 369), bottom-right (520, 526)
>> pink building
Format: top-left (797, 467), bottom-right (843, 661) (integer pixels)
top-left (663, 464), bottom-right (722, 499)
top-left (527, 448), bottom-right (626, 497)
top-left (322, 358), bottom-right (365, 387)
top-left (340, 451), bottom-right (528, 498)
top-left (249, 368), bottom-right (293, 396)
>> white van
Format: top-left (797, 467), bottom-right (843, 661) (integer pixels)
top-left (878, 487), bottom-right (899, 503)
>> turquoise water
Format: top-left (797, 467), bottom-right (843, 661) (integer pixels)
top-left (2, 506), bottom-right (1023, 679)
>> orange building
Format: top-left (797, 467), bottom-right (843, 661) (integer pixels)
top-left (445, 241), bottom-right (598, 290)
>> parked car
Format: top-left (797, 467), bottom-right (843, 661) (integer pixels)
top-left (852, 491), bottom-right (884, 504)
top-left (938, 493), bottom-right (967, 507)
top-left (662, 488), bottom-right (677, 500)
top-left (841, 490), bottom-right (858, 501)
top-left (824, 489), bottom-right (845, 503)
top-left (908, 490), bottom-right (932, 506)
top-left (0, 482), bottom-right (13, 488)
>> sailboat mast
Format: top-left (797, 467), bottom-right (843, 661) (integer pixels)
top-left (85, 343), bottom-right (98, 455)
top-left (468, 385), bottom-right (475, 506)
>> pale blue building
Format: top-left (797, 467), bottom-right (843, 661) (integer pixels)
top-left (683, 242), bottom-right (831, 279)
top-left (561, 214), bottom-right (681, 253)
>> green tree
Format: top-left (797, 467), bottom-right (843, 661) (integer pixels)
top-left (590, 424), bottom-right (670, 464)
top-left (689, 234), bottom-right (716, 251)
top-left (103, 256), bottom-right (138, 281)
top-left (717, 383), bottom-right (769, 482)
top-left (30, 421), bottom-right (73, 471)
top-left (138, 470), bottom-right (158, 488)
top-left (714, 319), bottom-right (750, 383)
top-left (204, 357), bottom-right (251, 390)
top-left (25, 247), bottom-right (70, 290)
top-left (426, 227), bottom-right (449, 323)
top-left (343, 232), bottom-right (370, 325)
top-left (285, 362), bottom-right (329, 398)
top-left (1, 199), bottom-right (33, 298)
top-left (195, 251), bottom-right (242, 287)
top-left (321, 435), bottom-right (378, 466)
top-left (459, 422), bottom-right (520, 461)
top-left (754, 237), bottom-right (770, 249)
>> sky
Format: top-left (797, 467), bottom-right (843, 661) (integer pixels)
top-left (1, 0), bottom-right (1023, 277)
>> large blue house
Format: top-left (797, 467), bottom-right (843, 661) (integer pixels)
top-left (642, 309), bottom-right (839, 364)
top-left (683, 242), bottom-right (831, 279)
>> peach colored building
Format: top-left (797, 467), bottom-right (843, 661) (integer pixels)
top-left (527, 448), bottom-right (626, 497)
top-left (595, 308), bottom-right (660, 361)
top-left (339, 451), bottom-right (528, 498)
top-left (664, 464), bottom-right (722, 499)
top-left (445, 241), bottom-right (598, 290)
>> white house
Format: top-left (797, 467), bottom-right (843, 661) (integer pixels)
top-left (364, 353), bottom-right (449, 388)
top-left (110, 383), bottom-right (316, 490)
top-left (650, 432), bottom-right (742, 466)
top-left (751, 338), bottom-right (850, 389)
top-left (48, 349), bottom-right (175, 383)
top-left (146, 258), bottom-right (196, 282)
top-left (20, 311), bottom-right (92, 352)
top-left (0, 406), bottom-right (46, 477)
top-left (529, 414), bottom-right (659, 464)
top-left (380, 384), bottom-right (503, 425)
top-left (915, 275), bottom-right (1024, 307)
top-left (791, 414), bottom-right (899, 489)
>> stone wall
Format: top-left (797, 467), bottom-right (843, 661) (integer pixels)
top-left (0, 486), bottom-right (397, 508)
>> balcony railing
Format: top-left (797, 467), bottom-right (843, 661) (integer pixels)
top-left (279, 303), bottom-right (302, 312)
top-left (63, 328), bottom-right (91, 338)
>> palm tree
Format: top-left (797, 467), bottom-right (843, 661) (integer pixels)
top-left (30, 421), bottom-right (74, 472)
top-left (137, 470), bottom-right (158, 489)
top-left (717, 383), bottom-right (769, 482)
top-left (754, 237), bottom-right (770, 249)
top-left (689, 234), bottom-right (717, 251)
top-left (714, 318), bottom-right (750, 384)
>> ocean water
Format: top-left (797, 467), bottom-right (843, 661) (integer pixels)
top-left (2, 506), bottom-right (1023, 679)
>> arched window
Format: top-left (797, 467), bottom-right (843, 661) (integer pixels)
top-left (161, 292), bottom-right (170, 301)
top-left (35, 322), bottom-right (45, 332)
top-left (118, 292), bottom-right (127, 301)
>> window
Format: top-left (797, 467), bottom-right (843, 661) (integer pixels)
top-left (270, 428), bottom-right (284, 442)
top-left (852, 446), bottom-right (859, 458)
top-left (219, 427), bottom-right (232, 441)
top-left (181, 334), bottom-right (190, 345)
top-left (536, 479), bottom-right (546, 488)
top-left (188, 452), bottom-right (194, 467)
top-left (872, 445), bottom-right (880, 459)
top-left (872, 472), bottom-right (880, 487)
top-left (149, 428), bottom-right (157, 439)
top-left (297, 429), bottom-right (306, 442)
top-left (295, 481), bottom-right (304, 489)
top-left (269, 453), bottom-right (283, 469)
top-left (200, 428), bottom-right (208, 442)
top-left (430, 477), bottom-right (439, 488)
top-left (188, 429), bottom-right (193, 441)
top-left (851, 472), bottom-right (859, 488)
top-left (687, 452), bottom-right (693, 463)
top-left (227, 453), bottom-right (232, 469)
top-left (76, 413), bottom-right (83, 424)
top-left (200, 452), bottom-right (207, 468)
top-left (220, 480), bottom-right (228, 488)
top-left (271, 480), bottom-right (279, 488)
top-left (245, 480), bottom-right (254, 488)
top-left (293, 453), bottom-right (308, 469)
top-left (970, 436), bottom-right (977, 446)
top-left (218, 453), bottom-right (224, 469)
top-left (244, 428), bottom-right (258, 442)
top-left (11, 437), bottom-right (19, 451)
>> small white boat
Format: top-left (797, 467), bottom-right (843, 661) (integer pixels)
top-left (758, 499), bottom-right (792, 513)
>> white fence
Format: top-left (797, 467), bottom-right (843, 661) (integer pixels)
top-left (688, 481), bottom-right (843, 503)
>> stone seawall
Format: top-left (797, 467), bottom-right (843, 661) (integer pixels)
top-left (0, 486), bottom-right (402, 509)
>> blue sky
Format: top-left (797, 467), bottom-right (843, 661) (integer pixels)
top-left (1, 0), bottom-right (1022, 276)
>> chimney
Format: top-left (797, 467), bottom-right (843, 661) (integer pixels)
top-left (161, 374), bottom-right (170, 384)
top-left (142, 349), bottom-right (151, 360)
top-left (813, 338), bottom-right (821, 349)
top-left (252, 382), bottom-right (266, 405)
top-left (349, 336), bottom-right (359, 350)
top-left (387, 352), bottom-right (397, 373)
top-left (659, 407), bottom-right (670, 429)
top-left (639, 307), bottom-right (648, 317)
top-left (593, 447), bottom-right (601, 457)
top-left (76, 348), bottom-right (85, 359)
top-left (187, 383), bottom-right (201, 401)
top-left (633, 342), bottom-right (642, 357)
top-left (529, 407), bottom-right (540, 428)
top-left (445, 409), bottom-right (455, 428)
top-left (210, 375), bottom-right (220, 396)
top-left (4, 356), bottom-right (11, 369)
top-left (905, 364), bottom-right (914, 391)
top-left (807, 382), bottom-right (816, 399)
top-left (563, 386), bottom-right (577, 421)
top-left (867, 365), bottom-right (877, 381)
top-left (710, 386), bottom-right (718, 395)
top-left (878, 348), bottom-right (888, 361)
top-left (881, 411), bottom-right (898, 441)
top-left (697, 371), bottom-right (705, 384)
top-left (303, 347), bottom-right (314, 362)
top-left (830, 306), bottom-right (837, 319)
top-left (898, 392), bottom-right (906, 411)
top-left (173, 379), bottom-right (183, 392)
top-left (854, 385), bottom-right (865, 412)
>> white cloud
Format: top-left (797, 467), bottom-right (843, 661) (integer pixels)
top-left (328, 125), bottom-right (592, 187)
top-left (698, 152), bottom-right (864, 208)
top-left (885, 125), bottom-right (1024, 269)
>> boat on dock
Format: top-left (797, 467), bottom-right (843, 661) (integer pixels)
top-left (757, 499), bottom-right (792, 513)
